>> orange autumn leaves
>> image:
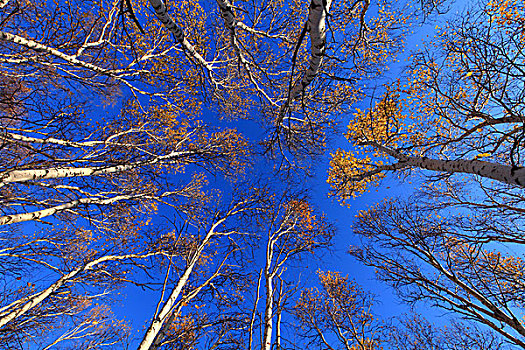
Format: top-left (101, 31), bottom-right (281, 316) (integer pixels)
top-left (283, 200), bottom-right (332, 252)
top-left (295, 270), bottom-right (380, 349)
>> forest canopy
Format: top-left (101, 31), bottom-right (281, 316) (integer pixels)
top-left (0, 0), bottom-right (524, 349)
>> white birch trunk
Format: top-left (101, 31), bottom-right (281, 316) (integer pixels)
top-left (215, 0), bottom-right (276, 104)
top-left (148, 0), bottom-right (215, 73)
top-left (2, 166), bottom-right (132, 184)
top-left (0, 31), bottom-right (112, 75)
top-left (369, 142), bottom-right (525, 187)
top-left (404, 156), bottom-right (525, 187)
top-left (137, 263), bottom-right (195, 350)
top-left (137, 218), bottom-right (225, 350)
top-left (0, 253), bottom-right (158, 328)
top-left (262, 237), bottom-right (275, 350)
top-left (262, 273), bottom-right (273, 350)
top-left (151, 261), bottom-right (226, 349)
top-left (2, 128), bottom-right (142, 148)
top-left (0, 150), bottom-right (193, 185)
top-left (288, 0), bottom-right (333, 101)
top-left (0, 194), bottom-right (146, 225)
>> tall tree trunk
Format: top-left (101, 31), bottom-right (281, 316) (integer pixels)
top-left (368, 142), bottom-right (525, 187)
top-left (137, 218), bottom-right (224, 350)
top-left (288, 0), bottom-right (333, 101)
top-left (0, 253), bottom-right (158, 328)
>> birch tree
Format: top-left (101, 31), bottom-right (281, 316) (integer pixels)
top-left (0, 221), bottom-right (168, 348)
top-left (0, 0), bottom-right (443, 347)
top-left (0, 0), bottom-right (250, 229)
top-left (138, 189), bottom-right (264, 350)
top-left (134, 189), bottom-right (335, 350)
top-left (257, 194), bottom-right (334, 350)
top-left (138, 0), bottom-right (409, 163)
top-left (0, 105), bottom-right (246, 227)
top-left (326, 2), bottom-right (525, 347)
top-left (329, 0), bottom-right (525, 200)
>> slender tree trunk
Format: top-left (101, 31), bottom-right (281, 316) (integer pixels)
top-left (215, 0), bottom-right (276, 105)
top-left (262, 238), bottom-right (275, 350)
top-left (368, 142), bottom-right (525, 187)
top-left (0, 194), bottom-right (145, 225)
top-left (288, 0), bottom-right (333, 101)
top-left (148, 0), bottom-right (214, 73)
top-left (262, 273), bottom-right (273, 350)
top-left (0, 150), bottom-right (194, 185)
top-left (0, 30), bottom-right (112, 75)
top-left (0, 253), bottom-right (158, 328)
top-left (137, 219), bottom-right (224, 350)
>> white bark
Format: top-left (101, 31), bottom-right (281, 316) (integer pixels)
top-left (406, 157), bottom-right (525, 187)
top-left (0, 31), bottom-right (114, 76)
top-left (368, 142), bottom-right (525, 187)
top-left (2, 165), bottom-right (132, 184)
top-left (148, 0), bottom-right (215, 73)
top-left (139, 197), bottom-right (255, 349)
top-left (1, 128), bottom-right (143, 148)
top-left (137, 218), bottom-right (226, 350)
top-left (151, 259), bottom-right (227, 349)
top-left (137, 266), bottom-right (193, 350)
top-left (0, 252), bottom-right (159, 329)
top-left (288, 0), bottom-right (333, 101)
top-left (0, 194), bottom-right (144, 225)
top-left (0, 150), bottom-right (195, 185)
top-left (263, 273), bottom-right (274, 350)
top-left (236, 22), bottom-right (291, 41)
top-left (215, 0), bottom-right (276, 105)
top-left (262, 234), bottom-right (275, 350)
top-left (261, 214), bottom-right (300, 350)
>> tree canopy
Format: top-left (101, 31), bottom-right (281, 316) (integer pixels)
top-left (0, 0), bottom-right (524, 349)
